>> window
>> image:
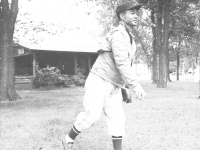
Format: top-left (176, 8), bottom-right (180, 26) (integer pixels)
top-left (18, 48), bottom-right (24, 55)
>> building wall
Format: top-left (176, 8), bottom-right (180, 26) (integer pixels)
top-left (37, 51), bottom-right (76, 75)
top-left (15, 55), bottom-right (33, 75)
top-left (14, 50), bottom-right (98, 76)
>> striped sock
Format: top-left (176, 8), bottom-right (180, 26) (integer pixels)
top-left (68, 125), bottom-right (81, 140)
top-left (112, 136), bottom-right (122, 150)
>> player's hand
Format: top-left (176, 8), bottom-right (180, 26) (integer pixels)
top-left (132, 84), bottom-right (146, 100)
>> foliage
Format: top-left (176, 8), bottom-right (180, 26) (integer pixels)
top-left (169, 1), bottom-right (200, 73)
top-left (32, 67), bottom-right (86, 88)
top-left (32, 67), bottom-right (73, 88)
top-left (138, 0), bottom-right (200, 83)
top-left (70, 68), bottom-right (86, 87)
top-left (15, 0), bottom-right (101, 44)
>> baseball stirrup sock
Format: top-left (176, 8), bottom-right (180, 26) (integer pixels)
top-left (112, 136), bottom-right (122, 150)
top-left (68, 125), bottom-right (81, 140)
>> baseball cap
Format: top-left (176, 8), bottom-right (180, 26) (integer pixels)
top-left (116, 1), bottom-right (142, 18)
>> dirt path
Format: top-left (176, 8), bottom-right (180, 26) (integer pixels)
top-left (0, 81), bottom-right (200, 150)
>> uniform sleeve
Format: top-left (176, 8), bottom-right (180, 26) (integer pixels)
top-left (110, 31), bottom-right (139, 89)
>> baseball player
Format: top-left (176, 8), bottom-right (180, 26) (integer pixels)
top-left (62, 1), bottom-right (146, 150)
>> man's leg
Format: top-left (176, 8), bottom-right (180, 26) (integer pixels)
top-left (64, 73), bottom-right (113, 148)
top-left (112, 136), bottom-right (122, 150)
top-left (104, 87), bottom-right (125, 150)
top-left (63, 124), bottom-right (80, 149)
top-left (64, 124), bottom-right (81, 146)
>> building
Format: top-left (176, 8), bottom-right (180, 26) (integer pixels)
top-left (13, 31), bottom-right (151, 83)
top-left (14, 31), bottom-right (100, 78)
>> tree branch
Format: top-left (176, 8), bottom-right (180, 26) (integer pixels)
top-left (10, 0), bottom-right (18, 21)
top-left (1, 0), bottom-right (9, 13)
top-left (0, 1), bottom-right (2, 19)
top-left (8, 0), bottom-right (18, 40)
top-left (11, 0), bottom-right (18, 14)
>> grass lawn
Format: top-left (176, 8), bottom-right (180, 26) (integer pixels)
top-left (1, 81), bottom-right (200, 150)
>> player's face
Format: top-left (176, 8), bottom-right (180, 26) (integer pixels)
top-left (121, 9), bottom-right (139, 27)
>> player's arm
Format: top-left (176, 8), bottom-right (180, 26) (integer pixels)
top-left (111, 31), bottom-right (146, 99)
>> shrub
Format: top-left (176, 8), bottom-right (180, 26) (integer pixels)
top-left (32, 66), bottom-right (86, 88)
top-left (70, 68), bottom-right (86, 87)
top-left (61, 75), bottom-right (74, 88)
top-left (32, 66), bottom-right (73, 88)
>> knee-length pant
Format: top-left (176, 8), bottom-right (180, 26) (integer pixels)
top-left (74, 72), bottom-right (126, 136)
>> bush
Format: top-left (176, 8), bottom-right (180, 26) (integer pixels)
top-left (70, 68), bottom-right (86, 87)
top-left (32, 67), bottom-right (73, 88)
top-left (32, 66), bottom-right (86, 88)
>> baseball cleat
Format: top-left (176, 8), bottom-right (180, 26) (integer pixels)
top-left (62, 140), bottom-right (74, 150)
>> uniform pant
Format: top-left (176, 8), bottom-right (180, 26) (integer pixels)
top-left (74, 72), bottom-right (126, 136)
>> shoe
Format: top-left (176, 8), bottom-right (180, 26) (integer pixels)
top-left (62, 140), bottom-right (74, 150)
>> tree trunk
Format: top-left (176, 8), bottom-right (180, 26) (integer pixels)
top-left (157, 0), bottom-right (170, 88)
top-left (156, 0), bottom-right (163, 88)
top-left (166, 49), bottom-right (172, 82)
top-left (151, 8), bottom-right (158, 84)
top-left (176, 51), bottom-right (180, 81)
top-left (0, 0), bottom-right (20, 102)
top-left (162, 0), bottom-right (171, 85)
top-left (176, 33), bottom-right (181, 81)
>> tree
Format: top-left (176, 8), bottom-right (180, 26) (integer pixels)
top-left (140, 0), bottom-right (199, 86)
top-left (151, 7), bottom-right (158, 84)
top-left (156, 0), bottom-right (167, 87)
top-left (157, 0), bottom-right (170, 87)
top-left (0, 0), bottom-right (20, 101)
top-left (139, 0), bottom-right (170, 87)
top-left (168, 0), bottom-right (199, 80)
top-left (15, 0), bottom-right (102, 44)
